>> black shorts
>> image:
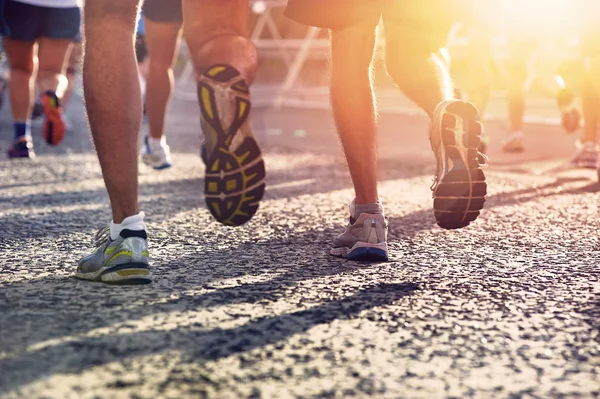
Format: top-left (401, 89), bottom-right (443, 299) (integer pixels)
top-left (285, 0), bottom-right (462, 33)
top-left (0, 0), bottom-right (81, 41)
top-left (135, 35), bottom-right (147, 63)
top-left (143, 0), bottom-right (183, 23)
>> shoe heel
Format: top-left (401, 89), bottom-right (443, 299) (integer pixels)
top-left (100, 263), bottom-right (152, 285)
top-left (347, 242), bottom-right (389, 262)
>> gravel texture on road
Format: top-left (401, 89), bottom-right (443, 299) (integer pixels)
top-left (0, 99), bottom-right (599, 398)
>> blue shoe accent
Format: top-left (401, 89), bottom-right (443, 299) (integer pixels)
top-left (14, 122), bottom-right (31, 140)
top-left (144, 136), bottom-right (151, 155)
top-left (153, 162), bottom-right (172, 170)
top-left (347, 247), bottom-right (388, 262)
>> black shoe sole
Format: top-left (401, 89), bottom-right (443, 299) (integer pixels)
top-left (433, 101), bottom-right (487, 230)
top-left (199, 65), bottom-right (266, 227)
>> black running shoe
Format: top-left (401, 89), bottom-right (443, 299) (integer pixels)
top-left (430, 100), bottom-right (488, 229)
top-left (198, 65), bottom-right (266, 226)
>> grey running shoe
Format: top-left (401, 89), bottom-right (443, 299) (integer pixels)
top-left (199, 64), bottom-right (266, 226)
top-left (331, 201), bottom-right (388, 262)
top-left (502, 130), bottom-right (525, 153)
top-left (141, 136), bottom-right (173, 170)
top-left (430, 100), bottom-right (488, 229)
top-left (76, 226), bottom-right (151, 285)
top-left (572, 140), bottom-right (598, 169)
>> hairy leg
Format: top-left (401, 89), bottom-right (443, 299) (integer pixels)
top-left (37, 38), bottom-right (72, 98)
top-left (330, 25), bottom-right (379, 204)
top-left (83, 0), bottom-right (141, 223)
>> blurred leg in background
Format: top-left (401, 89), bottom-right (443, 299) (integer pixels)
top-left (575, 12), bottom-right (600, 170)
top-left (139, 0), bottom-right (183, 170)
top-left (2, 0), bottom-right (79, 158)
top-left (502, 37), bottom-right (531, 153)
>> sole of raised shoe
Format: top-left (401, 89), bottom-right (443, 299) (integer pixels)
top-left (42, 93), bottom-right (66, 146)
top-left (432, 101), bottom-right (487, 230)
top-left (199, 65), bottom-right (266, 227)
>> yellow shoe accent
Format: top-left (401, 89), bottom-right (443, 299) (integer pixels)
top-left (238, 101), bottom-right (247, 118)
top-left (116, 269), bottom-right (149, 277)
top-left (208, 181), bottom-right (218, 193)
top-left (226, 180), bottom-right (237, 192)
top-left (210, 202), bottom-right (222, 218)
top-left (201, 87), bottom-right (214, 119)
top-left (107, 250), bottom-right (132, 266)
top-left (207, 66), bottom-right (226, 77)
top-left (211, 159), bottom-right (220, 172)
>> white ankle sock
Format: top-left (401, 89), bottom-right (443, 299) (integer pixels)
top-left (110, 211), bottom-right (146, 240)
top-left (148, 137), bottom-right (164, 151)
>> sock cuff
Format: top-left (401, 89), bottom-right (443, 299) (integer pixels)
top-left (110, 211), bottom-right (146, 240)
top-left (148, 137), bottom-right (165, 146)
top-left (350, 200), bottom-right (384, 219)
top-left (14, 121), bottom-right (32, 138)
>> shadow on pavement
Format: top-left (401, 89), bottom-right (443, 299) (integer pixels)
top-left (0, 261), bottom-right (417, 394)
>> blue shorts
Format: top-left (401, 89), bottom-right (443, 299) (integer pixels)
top-left (0, 0), bottom-right (81, 41)
top-left (143, 0), bottom-right (183, 24)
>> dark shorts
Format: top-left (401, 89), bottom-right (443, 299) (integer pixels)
top-left (143, 0), bottom-right (183, 23)
top-left (135, 35), bottom-right (147, 63)
top-left (0, 0), bottom-right (81, 41)
top-left (285, 0), bottom-right (462, 33)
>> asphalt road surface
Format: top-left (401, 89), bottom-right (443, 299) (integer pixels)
top-left (0, 93), bottom-right (599, 398)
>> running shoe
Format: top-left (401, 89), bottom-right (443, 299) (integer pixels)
top-left (42, 91), bottom-right (66, 146)
top-left (502, 130), bottom-right (525, 153)
top-left (141, 136), bottom-right (173, 170)
top-left (557, 87), bottom-right (580, 134)
top-left (76, 226), bottom-right (152, 284)
top-left (31, 99), bottom-right (44, 120)
top-left (198, 64), bottom-right (266, 226)
top-left (571, 140), bottom-right (598, 169)
top-left (331, 200), bottom-right (388, 261)
top-left (8, 136), bottom-right (35, 159)
top-left (430, 100), bottom-right (488, 229)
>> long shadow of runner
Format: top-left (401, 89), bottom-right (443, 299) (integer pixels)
top-left (0, 281), bottom-right (417, 393)
top-left (0, 221), bottom-right (411, 389)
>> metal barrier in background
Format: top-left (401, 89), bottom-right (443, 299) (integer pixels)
top-left (174, 1), bottom-right (581, 124)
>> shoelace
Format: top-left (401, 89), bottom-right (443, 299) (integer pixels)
top-left (93, 225), bottom-right (111, 248)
